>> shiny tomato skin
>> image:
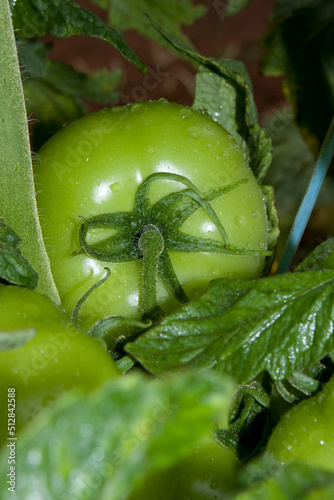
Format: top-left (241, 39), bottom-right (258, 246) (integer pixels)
top-left (34, 100), bottom-right (269, 330)
top-left (266, 375), bottom-right (334, 472)
top-left (0, 285), bottom-right (119, 445)
top-left (127, 434), bottom-right (241, 500)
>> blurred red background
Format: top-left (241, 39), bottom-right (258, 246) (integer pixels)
top-left (43, 0), bottom-right (286, 120)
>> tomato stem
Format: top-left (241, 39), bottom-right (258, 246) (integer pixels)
top-left (138, 224), bottom-right (164, 321)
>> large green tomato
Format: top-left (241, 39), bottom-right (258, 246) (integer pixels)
top-left (128, 434), bottom-right (241, 499)
top-left (266, 375), bottom-right (334, 472)
top-left (34, 100), bottom-right (269, 330)
top-left (0, 285), bottom-right (119, 445)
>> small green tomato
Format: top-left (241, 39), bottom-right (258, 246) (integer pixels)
top-left (0, 285), bottom-right (119, 445)
top-left (266, 375), bottom-right (334, 472)
top-left (128, 434), bottom-right (241, 499)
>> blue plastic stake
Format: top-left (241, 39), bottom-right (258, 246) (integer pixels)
top-left (276, 116), bottom-right (334, 274)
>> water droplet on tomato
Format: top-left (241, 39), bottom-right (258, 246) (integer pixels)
top-left (110, 182), bottom-right (121, 192)
top-left (131, 103), bottom-right (146, 115)
top-left (210, 478), bottom-right (219, 490)
top-left (187, 126), bottom-right (201, 138)
top-left (111, 106), bottom-right (123, 114)
top-left (113, 121), bottom-right (124, 130)
top-left (180, 108), bottom-right (193, 119)
top-left (235, 215), bottom-right (247, 226)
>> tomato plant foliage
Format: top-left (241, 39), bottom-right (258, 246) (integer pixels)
top-left (0, 284), bottom-right (119, 445)
top-left (1, 0), bottom-right (334, 499)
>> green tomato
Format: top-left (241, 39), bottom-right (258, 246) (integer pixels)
top-left (0, 285), bottom-right (119, 445)
top-left (128, 434), bottom-right (241, 500)
top-left (34, 100), bottom-right (269, 330)
top-left (266, 375), bottom-right (334, 472)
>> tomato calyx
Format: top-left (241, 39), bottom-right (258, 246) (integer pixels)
top-left (73, 172), bottom-right (271, 323)
top-left (138, 223), bottom-right (165, 321)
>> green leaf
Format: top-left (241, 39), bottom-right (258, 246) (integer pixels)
top-left (92, 0), bottom-right (206, 47)
top-left (0, 328), bottom-right (36, 351)
top-left (19, 38), bottom-right (121, 102)
top-left (296, 238), bottom-right (334, 272)
top-left (0, 371), bottom-right (234, 500)
top-left (223, 0), bottom-right (254, 17)
top-left (10, 0), bottom-right (145, 72)
top-left (235, 456), bottom-right (334, 499)
top-left (126, 267), bottom-right (334, 383)
top-left (193, 66), bottom-right (272, 182)
top-left (18, 37), bottom-right (122, 145)
top-left (263, 108), bottom-right (319, 219)
top-left (148, 19), bottom-right (273, 182)
top-left (0, 219), bottom-right (38, 288)
top-left (261, 0), bottom-right (334, 154)
top-left (261, 185), bottom-right (280, 276)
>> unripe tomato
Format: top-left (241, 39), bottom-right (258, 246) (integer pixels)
top-left (34, 100), bottom-right (269, 330)
top-left (128, 434), bottom-right (241, 499)
top-left (266, 375), bottom-right (334, 472)
top-left (0, 285), bottom-right (119, 445)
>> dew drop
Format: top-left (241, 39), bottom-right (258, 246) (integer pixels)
top-left (148, 147), bottom-right (155, 154)
top-left (210, 478), bottom-right (219, 490)
top-left (187, 126), bottom-right (201, 139)
top-left (110, 182), bottom-right (121, 192)
top-left (235, 215), bottom-right (247, 226)
top-left (111, 106), bottom-right (123, 114)
top-left (113, 121), bottom-right (124, 130)
top-left (180, 108), bottom-right (193, 119)
top-left (131, 103), bottom-right (146, 114)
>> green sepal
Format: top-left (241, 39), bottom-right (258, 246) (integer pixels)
top-left (88, 316), bottom-right (152, 353)
top-left (150, 178), bottom-right (249, 230)
top-left (158, 250), bottom-right (189, 304)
